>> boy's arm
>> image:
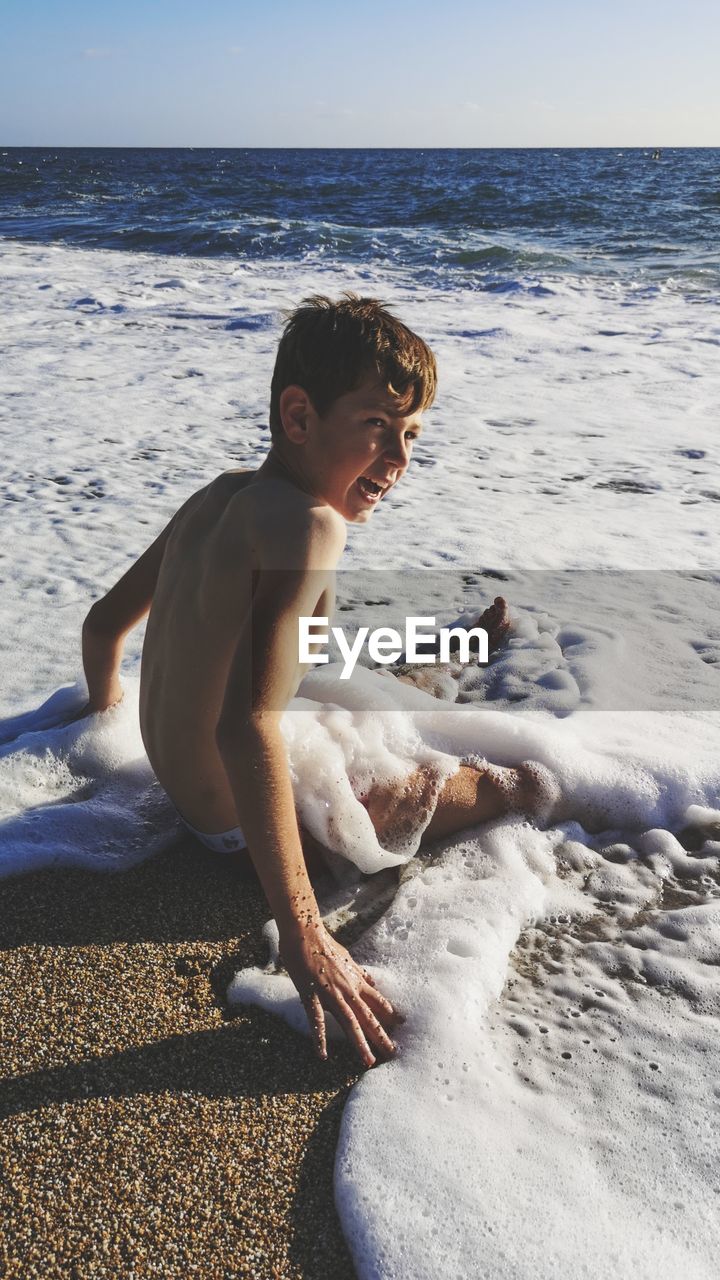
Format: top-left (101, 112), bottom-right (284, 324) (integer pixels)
top-left (216, 510), bottom-right (399, 1068)
top-left (81, 524), bottom-right (172, 711)
top-left (81, 485), bottom-right (208, 711)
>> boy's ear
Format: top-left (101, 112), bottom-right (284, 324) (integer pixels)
top-left (279, 385), bottom-right (314, 445)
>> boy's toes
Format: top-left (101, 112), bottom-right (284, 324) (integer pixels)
top-left (476, 596), bottom-right (512, 654)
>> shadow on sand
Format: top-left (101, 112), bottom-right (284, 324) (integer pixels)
top-left (0, 839), bottom-right (359, 1278)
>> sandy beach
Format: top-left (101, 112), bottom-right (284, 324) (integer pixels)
top-left (0, 836), bottom-right (358, 1279)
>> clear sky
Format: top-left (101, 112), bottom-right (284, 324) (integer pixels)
top-left (2, 0), bottom-right (719, 147)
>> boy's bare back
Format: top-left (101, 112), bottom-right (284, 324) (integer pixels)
top-left (139, 464), bottom-right (344, 834)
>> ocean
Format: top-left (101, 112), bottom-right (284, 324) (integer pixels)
top-left (1, 148), bottom-right (719, 1278)
top-left (2, 146), bottom-right (720, 295)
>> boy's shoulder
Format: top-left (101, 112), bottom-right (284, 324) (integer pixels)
top-left (221, 469), bottom-right (346, 568)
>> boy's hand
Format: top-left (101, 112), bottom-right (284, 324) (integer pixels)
top-left (279, 919), bottom-right (400, 1069)
top-left (85, 685), bottom-right (124, 714)
top-left (65, 688), bottom-right (124, 725)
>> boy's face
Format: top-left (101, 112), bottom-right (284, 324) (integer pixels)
top-left (302, 376), bottom-right (424, 524)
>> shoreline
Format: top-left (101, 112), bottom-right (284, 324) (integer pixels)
top-left (0, 837), bottom-right (358, 1279)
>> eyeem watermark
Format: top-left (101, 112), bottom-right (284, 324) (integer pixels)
top-left (299, 616), bottom-right (489, 680)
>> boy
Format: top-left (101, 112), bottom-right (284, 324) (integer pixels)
top-left (81, 294), bottom-right (553, 1069)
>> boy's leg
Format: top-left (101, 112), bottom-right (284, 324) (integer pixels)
top-left (421, 761), bottom-right (556, 842)
top-left (361, 759), bottom-right (558, 848)
top-left (299, 600), bottom-right (539, 866)
top-left (297, 760), bottom-right (559, 882)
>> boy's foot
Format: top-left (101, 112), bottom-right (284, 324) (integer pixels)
top-left (474, 596), bottom-right (512, 654)
top-left (361, 756), bottom-right (562, 852)
top-left (442, 596), bottom-right (511, 660)
top-left (458, 755), bottom-right (561, 827)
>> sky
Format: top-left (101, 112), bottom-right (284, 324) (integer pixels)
top-left (1, 0), bottom-right (719, 147)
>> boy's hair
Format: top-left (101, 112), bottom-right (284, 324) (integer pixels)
top-left (269, 293), bottom-right (437, 439)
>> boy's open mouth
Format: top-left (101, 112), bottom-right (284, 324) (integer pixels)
top-left (356, 476), bottom-right (389, 504)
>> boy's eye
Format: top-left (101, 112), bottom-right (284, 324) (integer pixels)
top-left (405, 432), bottom-right (418, 441)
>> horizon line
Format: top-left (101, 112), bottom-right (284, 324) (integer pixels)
top-left (2, 143), bottom-right (716, 151)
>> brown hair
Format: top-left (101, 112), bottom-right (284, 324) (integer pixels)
top-left (269, 293), bottom-right (437, 439)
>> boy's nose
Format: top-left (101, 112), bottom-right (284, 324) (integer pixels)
top-left (384, 432), bottom-right (411, 468)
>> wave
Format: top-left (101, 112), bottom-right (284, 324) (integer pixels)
top-left (2, 147), bottom-right (720, 295)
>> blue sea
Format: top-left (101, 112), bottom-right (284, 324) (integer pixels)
top-left (1, 147), bottom-right (719, 295)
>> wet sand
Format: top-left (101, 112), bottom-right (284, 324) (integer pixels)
top-left (0, 838), bottom-right (359, 1279)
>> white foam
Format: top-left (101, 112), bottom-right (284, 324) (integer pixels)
top-left (0, 679), bottom-right (179, 875)
top-left (233, 663), bottom-right (720, 1279)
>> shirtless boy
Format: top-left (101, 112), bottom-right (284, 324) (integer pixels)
top-left (80, 294), bottom-right (553, 1069)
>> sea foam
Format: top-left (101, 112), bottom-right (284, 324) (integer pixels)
top-left (231, 657), bottom-right (720, 1280)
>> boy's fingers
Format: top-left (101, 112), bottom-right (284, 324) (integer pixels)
top-left (367, 1020), bottom-right (397, 1059)
top-left (363, 984), bottom-right (402, 1028)
top-left (358, 965), bottom-right (405, 1025)
top-left (303, 992), bottom-right (328, 1060)
top-left (351, 995), bottom-right (397, 1058)
top-left (334, 996), bottom-right (376, 1069)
